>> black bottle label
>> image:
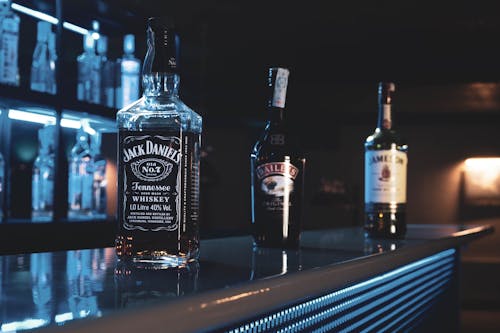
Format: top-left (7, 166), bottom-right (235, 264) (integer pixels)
top-left (256, 162), bottom-right (299, 211)
top-left (119, 132), bottom-right (181, 232)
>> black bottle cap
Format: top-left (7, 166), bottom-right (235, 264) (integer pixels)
top-left (146, 17), bottom-right (179, 73)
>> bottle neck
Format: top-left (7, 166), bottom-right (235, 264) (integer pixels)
top-left (143, 73), bottom-right (179, 103)
top-left (377, 103), bottom-right (393, 130)
top-left (142, 23), bottom-right (180, 103)
top-left (267, 106), bottom-right (284, 125)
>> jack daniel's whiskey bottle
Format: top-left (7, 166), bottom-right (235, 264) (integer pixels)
top-left (250, 68), bottom-right (305, 248)
top-left (365, 82), bottom-right (408, 238)
top-left (116, 18), bottom-right (202, 266)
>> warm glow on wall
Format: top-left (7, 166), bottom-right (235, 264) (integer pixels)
top-left (464, 158), bottom-right (500, 205)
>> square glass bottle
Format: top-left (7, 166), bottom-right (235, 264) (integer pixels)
top-left (116, 17), bottom-right (202, 267)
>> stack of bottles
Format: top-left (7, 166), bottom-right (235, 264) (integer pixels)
top-left (25, 119), bottom-right (108, 222)
top-left (77, 30), bottom-right (141, 109)
top-left (0, 0), bottom-right (141, 109)
top-left (67, 119), bottom-right (107, 221)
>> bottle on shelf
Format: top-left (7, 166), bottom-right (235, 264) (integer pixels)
top-left (32, 125), bottom-right (55, 222)
top-left (115, 34), bottom-right (141, 109)
top-left (47, 31), bottom-right (57, 94)
top-left (76, 33), bottom-right (97, 103)
top-left (30, 21), bottom-right (52, 94)
top-left (250, 68), bottom-right (306, 249)
top-left (0, 0), bottom-right (20, 86)
top-left (68, 122), bottom-right (93, 220)
top-left (97, 36), bottom-right (115, 108)
top-left (88, 21), bottom-right (101, 105)
top-left (364, 82), bottom-right (408, 239)
top-left (116, 17), bottom-right (202, 266)
top-left (90, 131), bottom-right (107, 219)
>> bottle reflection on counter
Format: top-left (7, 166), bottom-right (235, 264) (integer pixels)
top-left (30, 253), bottom-right (53, 323)
top-left (250, 246), bottom-right (302, 280)
top-left (66, 249), bottom-right (108, 319)
top-left (114, 261), bottom-right (199, 309)
top-left (363, 238), bottom-right (403, 255)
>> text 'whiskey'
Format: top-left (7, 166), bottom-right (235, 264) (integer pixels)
top-left (250, 68), bottom-right (305, 248)
top-left (364, 82), bottom-right (408, 238)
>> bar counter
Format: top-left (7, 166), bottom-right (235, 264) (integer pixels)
top-left (0, 224), bottom-right (493, 333)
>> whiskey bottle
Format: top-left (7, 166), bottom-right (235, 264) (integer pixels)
top-left (0, 0), bottom-right (20, 86)
top-left (47, 31), bottom-right (57, 95)
top-left (116, 17), bottom-right (202, 266)
top-left (68, 124), bottom-right (93, 220)
top-left (32, 125), bottom-right (55, 222)
top-left (364, 82), bottom-right (408, 238)
top-left (30, 21), bottom-right (51, 93)
top-left (76, 34), bottom-right (96, 102)
top-left (90, 131), bottom-right (107, 220)
top-left (97, 36), bottom-right (115, 107)
top-left (250, 68), bottom-right (305, 249)
top-left (115, 34), bottom-right (141, 109)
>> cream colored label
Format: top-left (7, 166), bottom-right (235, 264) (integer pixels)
top-left (382, 104), bottom-right (391, 129)
top-left (365, 149), bottom-right (407, 204)
top-left (272, 68), bottom-right (289, 108)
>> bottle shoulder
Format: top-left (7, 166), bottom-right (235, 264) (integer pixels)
top-left (117, 96), bottom-right (202, 133)
top-left (365, 128), bottom-right (405, 144)
top-left (252, 127), bottom-right (303, 161)
top-left (365, 129), bottom-right (407, 151)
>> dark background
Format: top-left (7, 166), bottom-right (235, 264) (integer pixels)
top-left (4, 0), bottom-right (500, 238)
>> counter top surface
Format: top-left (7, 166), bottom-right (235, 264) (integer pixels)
top-left (0, 224), bottom-right (492, 332)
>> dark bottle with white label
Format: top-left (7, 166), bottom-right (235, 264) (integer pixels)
top-left (250, 68), bottom-right (305, 248)
top-left (116, 17), bottom-right (202, 267)
top-left (364, 82), bottom-right (408, 239)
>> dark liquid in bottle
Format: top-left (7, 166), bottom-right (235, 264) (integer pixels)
top-left (116, 129), bottom-right (200, 263)
top-left (251, 142), bottom-right (305, 248)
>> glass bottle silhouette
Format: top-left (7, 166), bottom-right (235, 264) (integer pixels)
top-left (90, 131), bottom-right (107, 219)
top-left (250, 67), bottom-right (306, 249)
top-left (30, 21), bottom-right (51, 93)
top-left (68, 123), bottom-right (93, 220)
top-left (364, 82), bottom-right (408, 239)
top-left (77, 34), bottom-right (96, 102)
top-left (0, 0), bottom-right (20, 86)
top-left (115, 34), bottom-right (140, 109)
top-left (116, 17), bottom-right (202, 266)
top-left (97, 36), bottom-right (115, 107)
top-left (32, 125), bottom-right (55, 222)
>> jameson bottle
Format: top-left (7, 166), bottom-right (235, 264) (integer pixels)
top-left (250, 68), bottom-right (305, 248)
top-left (116, 17), bottom-right (202, 267)
top-left (364, 82), bottom-right (408, 239)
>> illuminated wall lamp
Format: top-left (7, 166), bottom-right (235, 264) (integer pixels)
top-left (463, 157), bottom-right (500, 205)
